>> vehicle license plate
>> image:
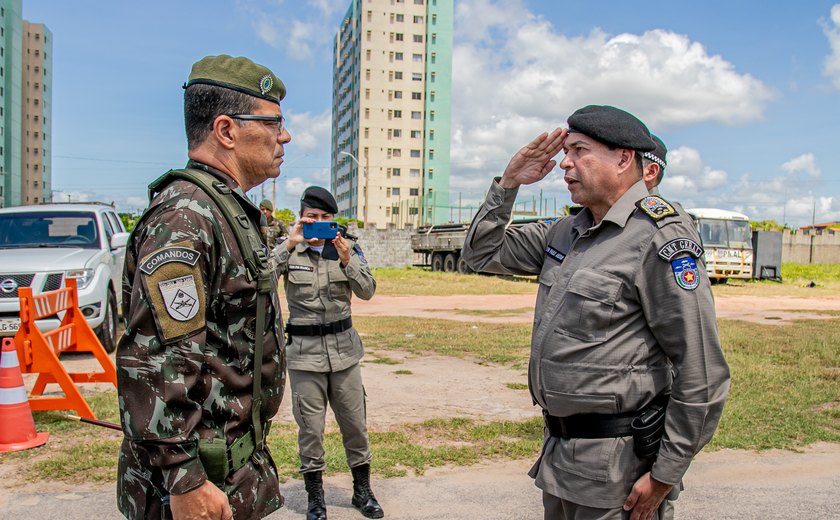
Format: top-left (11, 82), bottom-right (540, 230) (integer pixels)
top-left (0, 317), bottom-right (21, 335)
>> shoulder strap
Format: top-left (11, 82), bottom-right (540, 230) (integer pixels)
top-left (149, 167), bottom-right (272, 450)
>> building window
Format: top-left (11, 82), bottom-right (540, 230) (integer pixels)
top-left (366, 69), bottom-right (371, 80)
top-left (413, 34), bottom-right (423, 43)
top-left (432, 14), bottom-right (437, 24)
top-left (413, 15), bottom-right (423, 23)
top-left (411, 130), bottom-right (421, 138)
top-left (365, 88), bottom-right (370, 100)
top-left (394, 90), bottom-right (402, 99)
top-left (366, 49), bottom-right (371, 61)
top-left (386, 207), bottom-right (391, 217)
top-left (394, 71), bottom-right (403, 79)
top-left (391, 148), bottom-right (401, 157)
top-left (387, 188), bottom-right (392, 197)
top-left (395, 32), bottom-right (403, 41)
top-left (428, 168), bottom-right (434, 179)
top-left (431, 33), bottom-right (436, 44)
top-left (364, 127), bottom-right (370, 138)
top-left (395, 52), bottom-right (403, 61)
top-left (409, 207), bottom-right (419, 215)
top-left (410, 149), bottom-right (421, 158)
top-left (429, 130), bottom-right (435, 140)
top-left (412, 72), bottom-right (422, 81)
top-left (392, 168), bottom-right (401, 176)
top-left (431, 52), bottom-right (436, 64)
top-left (414, 0), bottom-right (424, 4)
top-left (412, 91), bottom-right (422, 100)
top-left (392, 206), bottom-right (400, 215)
top-left (394, 110), bottom-right (402, 118)
top-left (430, 110), bottom-right (435, 121)
top-left (410, 168), bottom-right (420, 177)
top-left (365, 108), bottom-right (370, 119)
top-left (411, 111), bottom-right (421, 119)
top-left (395, 14), bottom-right (404, 22)
top-left (410, 188), bottom-right (419, 196)
top-left (392, 187), bottom-right (401, 196)
top-left (412, 53), bottom-right (423, 62)
top-left (429, 149), bottom-right (435, 159)
top-left (393, 128), bottom-right (402, 137)
top-left (366, 30), bottom-right (371, 41)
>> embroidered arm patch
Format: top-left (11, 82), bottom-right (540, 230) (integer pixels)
top-left (139, 243), bottom-right (206, 342)
top-left (658, 238), bottom-right (704, 261)
top-left (637, 196), bottom-right (676, 220)
top-left (671, 257), bottom-right (700, 290)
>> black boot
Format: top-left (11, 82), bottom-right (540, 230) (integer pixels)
top-left (351, 464), bottom-right (384, 519)
top-left (303, 471), bottom-right (327, 520)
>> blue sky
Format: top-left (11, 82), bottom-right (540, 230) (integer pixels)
top-left (23, 0), bottom-right (840, 228)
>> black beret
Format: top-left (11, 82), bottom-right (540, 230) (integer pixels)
top-left (567, 105), bottom-right (655, 152)
top-left (300, 186), bottom-right (338, 215)
top-left (643, 134), bottom-right (667, 170)
top-left (185, 55), bottom-right (286, 103)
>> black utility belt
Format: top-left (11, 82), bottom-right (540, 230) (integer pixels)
top-left (543, 394), bottom-right (669, 459)
top-left (285, 317), bottom-right (352, 337)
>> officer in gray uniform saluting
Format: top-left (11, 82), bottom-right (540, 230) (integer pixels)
top-left (276, 186), bottom-right (383, 520)
top-left (461, 105), bottom-right (730, 520)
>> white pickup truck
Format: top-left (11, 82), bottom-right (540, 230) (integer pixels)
top-left (0, 203), bottom-right (130, 352)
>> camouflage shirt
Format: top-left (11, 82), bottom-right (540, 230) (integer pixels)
top-left (264, 215), bottom-right (287, 247)
top-left (116, 162), bottom-right (286, 519)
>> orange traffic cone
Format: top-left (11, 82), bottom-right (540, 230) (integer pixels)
top-left (0, 337), bottom-right (49, 452)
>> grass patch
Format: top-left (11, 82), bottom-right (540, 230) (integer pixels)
top-left (371, 267), bottom-right (537, 296)
top-left (444, 307), bottom-right (534, 318)
top-left (365, 354), bottom-right (402, 365)
top-left (354, 316), bottom-right (531, 364)
top-left (709, 318), bottom-right (840, 450)
top-left (712, 263), bottom-right (840, 297)
top-left (268, 416), bottom-right (544, 481)
top-left (506, 382), bottom-right (528, 390)
top-left (393, 370), bottom-right (414, 375)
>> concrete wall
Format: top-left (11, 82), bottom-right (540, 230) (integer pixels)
top-left (347, 222), bottom-right (422, 268)
top-left (782, 229), bottom-right (840, 264)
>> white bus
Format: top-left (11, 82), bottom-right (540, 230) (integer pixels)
top-left (686, 208), bottom-right (753, 282)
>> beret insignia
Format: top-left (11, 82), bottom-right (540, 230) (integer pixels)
top-left (259, 74), bottom-right (273, 95)
top-left (637, 196), bottom-right (676, 220)
top-left (658, 238), bottom-right (703, 261)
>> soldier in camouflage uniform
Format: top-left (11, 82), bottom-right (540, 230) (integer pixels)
top-left (260, 198), bottom-right (288, 246)
top-left (116, 55), bottom-right (291, 520)
top-left (277, 186), bottom-right (383, 520)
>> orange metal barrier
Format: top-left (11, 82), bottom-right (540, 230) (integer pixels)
top-left (13, 277), bottom-right (117, 419)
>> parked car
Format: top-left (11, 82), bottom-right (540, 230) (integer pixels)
top-left (0, 203), bottom-right (129, 353)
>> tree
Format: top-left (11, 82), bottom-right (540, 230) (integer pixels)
top-left (119, 213), bottom-right (140, 232)
top-left (750, 219), bottom-right (787, 231)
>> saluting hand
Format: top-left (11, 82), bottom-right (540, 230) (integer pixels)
top-left (333, 233), bottom-right (351, 267)
top-left (499, 128), bottom-right (567, 189)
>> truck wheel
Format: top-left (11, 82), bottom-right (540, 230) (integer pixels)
top-left (443, 253), bottom-right (457, 273)
top-left (457, 256), bottom-right (473, 275)
top-left (96, 290), bottom-right (118, 354)
top-left (431, 253), bottom-right (444, 272)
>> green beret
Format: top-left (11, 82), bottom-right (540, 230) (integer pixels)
top-left (185, 54), bottom-right (286, 103)
top-left (643, 135), bottom-right (668, 170)
top-left (300, 186), bottom-right (338, 214)
top-left (259, 198), bottom-right (273, 211)
top-left (567, 105), bottom-right (655, 152)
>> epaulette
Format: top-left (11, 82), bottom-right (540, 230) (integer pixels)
top-left (636, 196), bottom-right (678, 222)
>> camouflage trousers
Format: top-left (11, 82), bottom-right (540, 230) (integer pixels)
top-left (117, 437), bottom-right (284, 519)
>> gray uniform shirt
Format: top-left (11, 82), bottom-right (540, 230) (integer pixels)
top-left (277, 240), bottom-right (376, 372)
top-left (462, 179), bottom-right (730, 508)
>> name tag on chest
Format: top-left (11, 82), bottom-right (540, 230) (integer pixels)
top-left (545, 246), bottom-right (566, 263)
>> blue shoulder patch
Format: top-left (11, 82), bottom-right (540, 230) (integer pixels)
top-left (671, 257), bottom-right (700, 290)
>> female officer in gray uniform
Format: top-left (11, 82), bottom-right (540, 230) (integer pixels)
top-left (276, 186), bottom-right (383, 520)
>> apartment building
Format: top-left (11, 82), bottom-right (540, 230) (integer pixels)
top-left (20, 20), bottom-right (52, 205)
top-left (0, 0), bottom-right (51, 208)
top-left (332, 0), bottom-right (452, 228)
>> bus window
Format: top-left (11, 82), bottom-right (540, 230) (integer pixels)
top-left (699, 219), bottom-right (727, 247)
top-left (728, 220), bottom-right (752, 248)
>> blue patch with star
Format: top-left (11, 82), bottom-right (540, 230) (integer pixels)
top-left (671, 257), bottom-right (700, 291)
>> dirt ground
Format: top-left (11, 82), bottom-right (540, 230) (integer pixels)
top-left (6, 289), bottom-right (840, 504)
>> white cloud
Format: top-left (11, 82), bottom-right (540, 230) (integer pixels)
top-left (659, 146), bottom-right (729, 197)
top-left (448, 0), bottom-right (774, 195)
top-left (781, 153), bottom-right (821, 177)
top-left (249, 2), bottom-right (339, 60)
top-left (821, 4), bottom-right (840, 89)
top-left (286, 109), bottom-right (332, 153)
top-left (284, 177), bottom-right (309, 200)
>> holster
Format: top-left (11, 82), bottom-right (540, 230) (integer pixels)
top-left (198, 423), bottom-right (271, 486)
top-left (630, 396), bottom-right (668, 459)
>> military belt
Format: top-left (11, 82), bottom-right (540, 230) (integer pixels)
top-left (543, 394), bottom-right (668, 439)
top-left (198, 422), bottom-right (271, 486)
top-left (285, 317), bottom-right (352, 337)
